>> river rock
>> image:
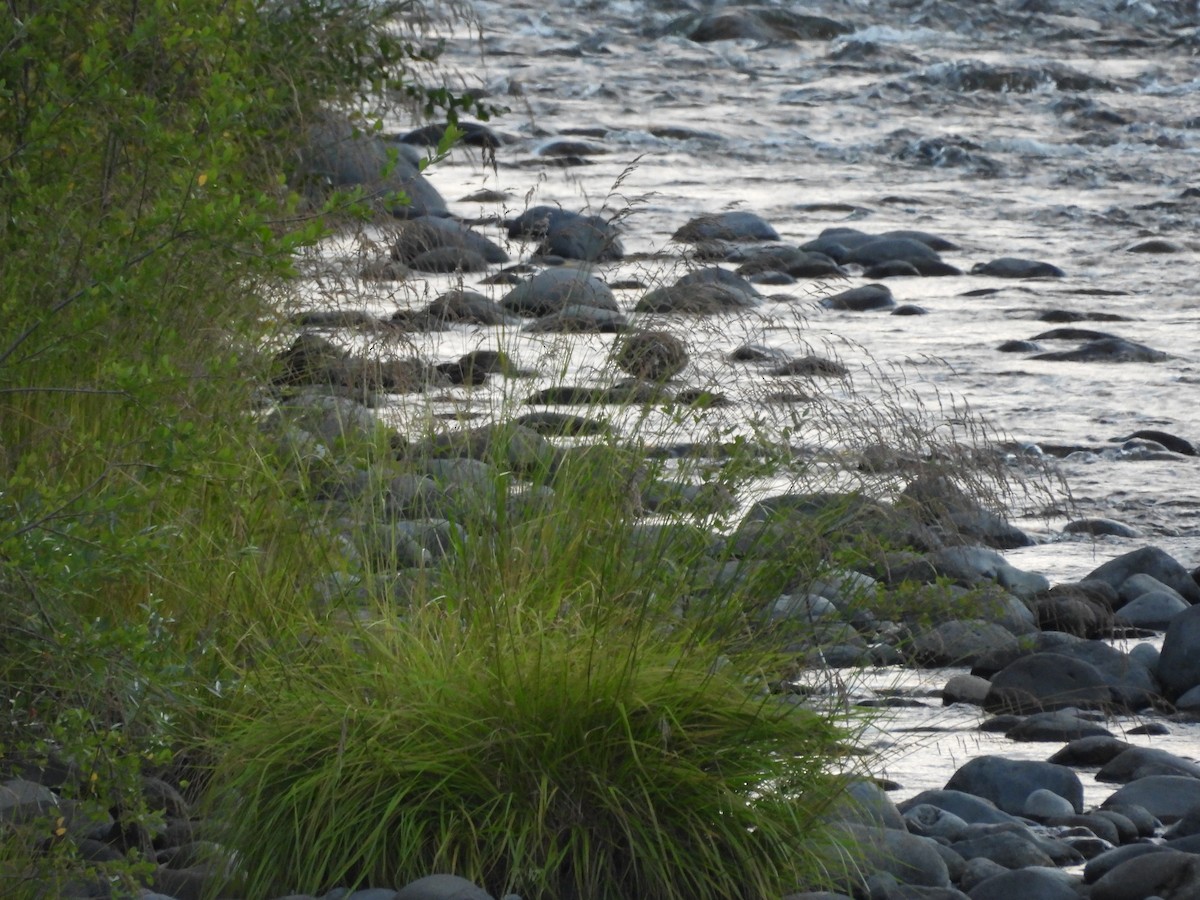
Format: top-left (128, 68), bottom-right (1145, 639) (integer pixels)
top-left (1089, 848), bottom-right (1200, 900)
top-left (950, 831), bottom-right (1057, 870)
top-left (1005, 710), bottom-right (1113, 743)
top-left (1115, 590), bottom-right (1189, 629)
top-left (910, 620), bottom-right (1018, 667)
top-left (898, 790), bottom-right (1025, 827)
top-left (1097, 747), bottom-right (1200, 784)
top-left (736, 246), bottom-right (844, 278)
top-left (943, 674), bottom-right (991, 706)
top-left (1048, 736), bottom-right (1133, 768)
top-left (821, 283), bottom-right (896, 311)
top-left (1023, 788), bottom-right (1077, 820)
top-left (1048, 640), bottom-right (1160, 710)
top-left (1086, 547), bottom-right (1200, 605)
top-left (635, 277), bottom-right (759, 314)
top-left (391, 217), bottom-right (506, 270)
top-left (1031, 336), bottom-right (1170, 362)
top-left (395, 874), bottom-right (494, 900)
top-left (522, 304), bottom-right (629, 333)
top-left (500, 268), bottom-right (617, 317)
top-left (1102, 776), bottom-right (1200, 824)
top-left (675, 8), bottom-right (852, 43)
top-left (672, 211), bottom-right (781, 243)
top-left (1083, 843), bottom-right (1173, 884)
top-left (768, 356), bottom-right (850, 378)
top-left (971, 258), bottom-right (1065, 278)
top-left (836, 823), bottom-right (951, 889)
top-left (965, 867), bottom-right (1079, 900)
top-left (1158, 604), bottom-right (1200, 698)
top-left (944, 756), bottom-right (1083, 816)
top-left (904, 804), bottom-right (971, 841)
top-left (298, 115), bottom-right (449, 218)
top-left (528, 210), bottom-right (623, 261)
top-left (407, 291), bottom-right (522, 328)
top-left (610, 329), bottom-right (688, 381)
top-left (984, 652), bottom-right (1114, 714)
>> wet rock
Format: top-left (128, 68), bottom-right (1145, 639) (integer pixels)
top-left (1115, 590), bottom-right (1188, 629)
top-left (1024, 788), bottom-right (1078, 820)
top-left (868, 260), bottom-right (923, 278)
top-left (767, 356), bottom-right (850, 378)
top-left (942, 673), bottom-right (991, 706)
top-left (1005, 710), bottom-right (1113, 743)
top-left (821, 283), bottom-right (896, 311)
top-left (1048, 735), bottom-right (1133, 768)
top-left (904, 804), bottom-right (970, 841)
top-left (408, 246), bottom-right (491, 273)
top-left (1088, 547), bottom-right (1200, 605)
top-left (395, 874), bottom-right (494, 900)
top-left (920, 60), bottom-right (1117, 94)
top-left (391, 216), bottom-right (508, 267)
top-left (297, 114), bottom-right (449, 218)
top-left (736, 246), bottom-right (844, 278)
top-left (943, 756), bottom-right (1083, 816)
top-left (522, 304), bottom-right (629, 333)
top-left (1032, 585), bottom-right (1114, 638)
top-left (910, 620), bottom-right (1019, 667)
top-left (1097, 747), bottom-right (1200, 784)
top-left (998, 339), bottom-right (1041, 353)
top-left (636, 281), bottom-right (758, 314)
top-left (674, 8), bottom-right (852, 43)
top-left (965, 867), bottom-right (1079, 900)
top-left (1103, 776), bottom-right (1200, 824)
top-left (409, 290), bottom-right (522, 328)
top-left (950, 830), bottom-right (1057, 869)
top-left (1110, 429), bottom-right (1197, 456)
top-left (1063, 517), bottom-right (1140, 538)
top-left (399, 120), bottom-right (504, 150)
top-left (610, 329), bottom-right (688, 381)
top-left (291, 309), bottom-right (383, 329)
top-left (1089, 848), bottom-right (1200, 900)
top-left (500, 268), bottom-right (617, 317)
top-left (897, 789), bottom-right (1026, 827)
top-left (984, 652), bottom-right (1114, 714)
top-left (507, 206), bottom-right (623, 261)
top-left (1031, 336), bottom-right (1170, 362)
top-left (972, 258), bottom-right (1066, 278)
top-left (836, 823), bottom-right (951, 889)
top-left (1083, 843), bottom-right (1172, 885)
top-left (672, 211), bottom-right (780, 243)
top-left (1126, 238), bottom-right (1184, 253)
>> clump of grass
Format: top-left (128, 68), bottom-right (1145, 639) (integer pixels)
top-left (210, 601), bottom-right (852, 900)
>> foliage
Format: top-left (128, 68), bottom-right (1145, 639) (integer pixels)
top-left (0, 0), bottom-right (477, 892)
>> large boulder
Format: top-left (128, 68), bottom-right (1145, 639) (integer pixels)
top-left (1089, 849), bottom-right (1200, 900)
top-left (1157, 603), bottom-right (1200, 698)
top-left (1085, 547), bottom-right (1200, 604)
top-left (943, 756), bottom-right (1083, 816)
top-left (500, 268), bottom-right (617, 317)
top-left (984, 652), bottom-right (1114, 714)
top-left (297, 115), bottom-right (448, 218)
top-left (1102, 776), bottom-right (1200, 824)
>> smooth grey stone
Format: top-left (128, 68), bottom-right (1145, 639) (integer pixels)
top-left (904, 804), bottom-right (970, 841)
top-left (395, 875), bottom-right (493, 900)
top-left (1006, 710), bottom-right (1113, 743)
top-left (346, 891), bottom-right (401, 900)
top-left (1165, 805), bottom-right (1200, 839)
top-left (391, 217), bottom-right (507, 266)
top-left (1115, 591), bottom-right (1189, 630)
top-left (985, 652), bottom-right (1113, 714)
top-left (1097, 747), bottom-right (1200, 783)
top-left (672, 210), bottom-right (780, 243)
top-left (944, 756), bottom-right (1083, 816)
top-left (965, 866), bottom-right (1078, 900)
top-left (959, 857), bottom-right (1008, 893)
top-left (830, 779), bottom-right (906, 830)
top-left (1158, 604), bottom-right (1200, 698)
top-left (522, 304), bottom-right (628, 333)
top-left (897, 790), bottom-right (1025, 826)
top-left (1119, 573), bottom-right (1185, 605)
top-left (837, 824), bottom-right (951, 888)
top-left (1063, 517), bottom-right (1140, 537)
top-left (971, 257), bottom-right (1065, 278)
top-left (1031, 337), bottom-right (1169, 363)
top-left (952, 831), bottom-right (1056, 869)
top-left (500, 268), bottom-right (616, 318)
top-left (1024, 788), bottom-right (1078, 820)
top-left (1047, 641), bottom-right (1160, 710)
top-left (1103, 776), bottom-right (1200, 824)
top-left (1089, 849), bottom-right (1200, 900)
top-left (1084, 844), bottom-right (1171, 884)
top-left (1048, 736), bottom-right (1132, 767)
top-left (1128, 641), bottom-right (1160, 670)
top-left (942, 674), bottom-right (991, 707)
top-left (1043, 812), bottom-right (1121, 845)
top-left (911, 620), bottom-right (1019, 667)
top-left (821, 283), bottom-right (895, 311)
top-left (1175, 683), bottom-right (1200, 711)
top-left (1087, 547), bottom-right (1200, 605)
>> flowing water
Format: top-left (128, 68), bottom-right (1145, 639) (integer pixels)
top-left (313, 0), bottom-right (1200, 802)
